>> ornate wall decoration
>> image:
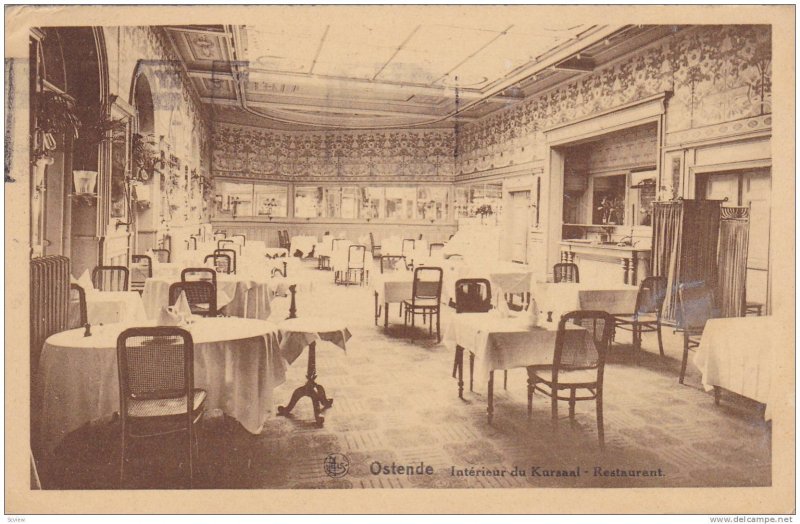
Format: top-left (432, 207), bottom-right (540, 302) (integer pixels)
top-left (212, 124), bottom-right (456, 182)
top-left (455, 25), bottom-right (771, 179)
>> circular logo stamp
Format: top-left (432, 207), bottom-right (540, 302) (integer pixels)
top-left (324, 453), bottom-right (350, 478)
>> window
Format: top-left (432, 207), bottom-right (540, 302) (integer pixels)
top-left (384, 187), bottom-right (415, 220)
top-left (359, 187), bottom-right (383, 219)
top-left (294, 186), bottom-right (323, 218)
top-left (216, 180), bottom-right (287, 218)
top-left (454, 182), bottom-right (503, 222)
top-left (416, 187), bottom-right (449, 221)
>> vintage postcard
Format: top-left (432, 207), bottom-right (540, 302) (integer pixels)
top-left (4, 4), bottom-right (795, 516)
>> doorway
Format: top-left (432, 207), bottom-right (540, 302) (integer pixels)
top-left (508, 190), bottom-right (530, 263)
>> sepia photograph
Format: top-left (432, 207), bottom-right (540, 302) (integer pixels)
top-left (4, 4), bottom-right (795, 516)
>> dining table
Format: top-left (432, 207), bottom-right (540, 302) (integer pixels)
top-left (36, 317), bottom-right (288, 455)
top-left (693, 315), bottom-right (779, 420)
top-left (531, 281), bottom-right (640, 320)
top-left (141, 272), bottom-right (278, 320)
top-left (440, 259), bottom-right (534, 307)
top-left (371, 269), bottom-right (415, 327)
top-left (276, 317), bottom-right (351, 427)
top-left (69, 289), bottom-right (148, 326)
top-left (443, 310), bottom-right (593, 423)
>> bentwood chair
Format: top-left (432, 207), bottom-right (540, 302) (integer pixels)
top-left (612, 276), bottom-right (668, 361)
top-left (403, 267), bottom-right (443, 342)
top-left (186, 236), bottom-right (198, 251)
top-left (92, 266), bottom-right (129, 292)
top-left (528, 310), bottom-right (613, 449)
top-left (116, 327), bottom-right (206, 487)
top-left (152, 248), bottom-right (171, 264)
top-left (181, 267), bottom-right (217, 287)
top-left (452, 278), bottom-right (492, 382)
top-left (401, 239), bottom-right (416, 268)
top-left (369, 232), bottom-right (381, 258)
top-left (553, 263), bottom-right (580, 283)
top-left (169, 281), bottom-right (217, 317)
top-left (318, 237), bottom-right (335, 270)
top-left (213, 231), bottom-right (227, 242)
top-left (130, 255), bottom-right (153, 294)
top-left (214, 248), bottom-right (237, 274)
top-left (380, 255), bottom-right (408, 273)
top-left (339, 244), bottom-right (367, 286)
top-left (217, 239), bottom-right (236, 252)
top-left (231, 234), bottom-right (246, 247)
top-left (68, 283), bottom-right (88, 329)
top-left (205, 253), bottom-right (232, 275)
top-left (428, 243), bottom-right (445, 257)
top-left (677, 284), bottom-right (716, 385)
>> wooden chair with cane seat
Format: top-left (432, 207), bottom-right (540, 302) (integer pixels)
top-left (68, 283), bottom-right (88, 329)
top-left (116, 327), bottom-right (206, 487)
top-left (214, 248), bottom-right (237, 274)
top-left (403, 267), bottom-right (443, 342)
top-left (451, 278), bottom-right (492, 391)
top-left (205, 253), bottom-right (232, 275)
top-left (168, 281), bottom-right (217, 317)
top-left (428, 243), bottom-right (445, 257)
top-left (612, 276), bottom-right (668, 361)
top-left (181, 267), bottom-right (217, 287)
top-left (369, 232), bottom-right (381, 258)
top-left (528, 310), bottom-right (613, 449)
top-left (92, 265), bottom-right (129, 292)
top-left (553, 263), bottom-right (580, 283)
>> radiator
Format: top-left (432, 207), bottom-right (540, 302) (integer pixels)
top-left (30, 256), bottom-right (70, 372)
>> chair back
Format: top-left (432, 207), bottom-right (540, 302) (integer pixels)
top-left (186, 237), bottom-right (198, 251)
top-left (635, 276), bottom-right (668, 317)
top-left (181, 267), bottom-right (217, 287)
top-left (205, 253), bottom-right (232, 274)
top-left (552, 310), bottom-right (613, 385)
top-left (68, 283), bottom-right (88, 329)
top-left (152, 248), bottom-right (171, 264)
top-left (348, 245), bottom-right (366, 269)
top-left (214, 248), bottom-right (237, 274)
top-left (454, 278), bottom-right (492, 313)
top-left (130, 255), bottom-right (153, 292)
top-left (169, 281), bottom-right (217, 317)
top-left (380, 255), bottom-right (408, 273)
top-left (213, 231), bottom-right (227, 241)
top-left (428, 243), bottom-right (445, 257)
top-left (92, 265), bottom-right (129, 291)
top-left (218, 239), bottom-right (235, 251)
top-left (231, 234), bottom-right (246, 247)
top-left (411, 267), bottom-right (443, 305)
top-left (448, 234), bottom-right (455, 241)
top-left (116, 327), bottom-right (194, 417)
top-left (678, 284), bottom-right (716, 332)
top-left (553, 262), bottom-right (580, 283)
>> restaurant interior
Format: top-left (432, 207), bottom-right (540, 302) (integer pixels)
top-left (22, 19), bottom-right (777, 489)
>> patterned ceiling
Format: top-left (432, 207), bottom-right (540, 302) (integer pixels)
top-left (163, 20), bottom-right (669, 130)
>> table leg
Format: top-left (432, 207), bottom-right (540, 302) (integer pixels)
top-left (277, 341), bottom-right (331, 427)
top-left (469, 353), bottom-right (475, 392)
top-left (384, 302), bottom-right (389, 329)
top-left (287, 285), bottom-right (297, 319)
top-left (374, 292), bottom-right (379, 326)
top-left (713, 386), bottom-right (721, 406)
top-left (487, 371), bottom-right (495, 424)
top-left (456, 345), bottom-right (464, 399)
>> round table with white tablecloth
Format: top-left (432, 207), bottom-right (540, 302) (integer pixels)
top-left (141, 273), bottom-right (277, 320)
top-left (36, 317), bottom-right (288, 455)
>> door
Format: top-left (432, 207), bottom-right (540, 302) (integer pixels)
top-left (508, 191), bottom-right (530, 263)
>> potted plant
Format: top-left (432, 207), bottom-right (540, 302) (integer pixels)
top-left (475, 203), bottom-right (494, 225)
top-left (131, 132), bottom-right (162, 183)
top-left (32, 91), bottom-right (81, 165)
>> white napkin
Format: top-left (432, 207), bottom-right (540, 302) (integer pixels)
top-left (526, 297), bottom-right (540, 328)
top-left (495, 287), bottom-right (510, 318)
top-left (157, 306), bottom-right (182, 326)
top-left (174, 290), bottom-right (192, 317)
top-left (77, 269), bottom-right (94, 291)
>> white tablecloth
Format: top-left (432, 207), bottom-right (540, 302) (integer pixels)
top-left (693, 316), bottom-right (779, 420)
top-left (142, 274), bottom-right (275, 320)
top-left (531, 282), bottom-right (639, 319)
top-left (277, 317), bottom-right (352, 365)
top-left (372, 270), bottom-right (414, 304)
top-left (37, 317), bottom-right (288, 454)
top-left (441, 261), bottom-right (533, 306)
top-left (290, 235), bottom-right (318, 257)
top-left (443, 311), bottom-right (591, 380)
top-left (79, 291), bottom-right (147, 325)
top-left (151, 262), bottom-right (183, 281)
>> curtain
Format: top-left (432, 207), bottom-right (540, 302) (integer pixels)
top-left (717, 207), bottom-right (750, 317)
top-left (651, 202), bottom-right (684, 321)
